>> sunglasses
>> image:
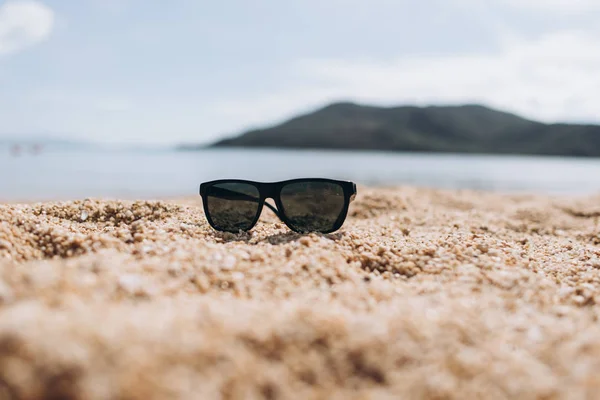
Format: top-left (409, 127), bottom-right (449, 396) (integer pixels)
top-left (199, 178), bottom-right (357, 233)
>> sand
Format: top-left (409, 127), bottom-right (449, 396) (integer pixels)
top-left (1, 186), bottom-right (600, 399)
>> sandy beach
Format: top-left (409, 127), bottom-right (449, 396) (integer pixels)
top-left (1, 186), bottom-right (600, 399)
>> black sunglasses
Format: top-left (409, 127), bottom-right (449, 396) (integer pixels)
top-left (199, 178), bottom-right (357, 233)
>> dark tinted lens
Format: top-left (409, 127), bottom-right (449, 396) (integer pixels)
top-left (279, 181), bottom-right (346, 232)
top-left (205, 182), bottom-right (260, 232)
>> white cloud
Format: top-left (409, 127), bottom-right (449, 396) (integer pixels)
top-left (28, 87), bottom-right (134, 113)
top-left (453, 0), bottom-right (600, 15)
top-left (0, 0), bottom-right (54, 56)
top-left (95, 98), bottom-right (133, 112)
top-left (208, 29), bottom-right (600, 133)
top-left (494, 0), bottom-right (600, 13)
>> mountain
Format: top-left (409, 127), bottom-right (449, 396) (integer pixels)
top-left (186, 102), bottom-right (600, 157)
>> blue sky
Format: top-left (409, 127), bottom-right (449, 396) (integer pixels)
top-left (0, 0), bottom-right (599, 145)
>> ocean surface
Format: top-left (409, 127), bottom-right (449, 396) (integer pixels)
top-left (3, 147), bottom-right (600, 201)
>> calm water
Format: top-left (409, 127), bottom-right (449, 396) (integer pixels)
top-left (3, 148), bottom-right (600, 201)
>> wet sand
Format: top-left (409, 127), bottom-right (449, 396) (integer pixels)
top-left (1, 186), bottom-right (600, 399)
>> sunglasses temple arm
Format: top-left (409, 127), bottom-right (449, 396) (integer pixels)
top-left (263, 202), bottom-right (282, 218)
top-left (207, 187), bottom-right (283, 219)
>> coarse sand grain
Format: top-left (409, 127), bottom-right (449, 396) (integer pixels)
top-left (1, 186), bottom-right (600, 399)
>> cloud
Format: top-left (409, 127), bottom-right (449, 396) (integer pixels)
top-left (95, 98), bottom-right (133, 112)
top-left (0, 0), bottom-right (54, 56)
top-left (453, 0), bottom-right (600, 15)
top-left (494, 0), bottom-right (600, 13)
top-left (28, 87), bottom-right (134, 113)
top-left (208, 29), bottom-right (600, 134)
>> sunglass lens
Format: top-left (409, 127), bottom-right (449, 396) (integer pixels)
top-left (205, 182), bottom-right (261, 232)
top-left (279, 181), bottom-right (346, 233)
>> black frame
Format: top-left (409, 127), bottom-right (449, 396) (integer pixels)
top-left (199, 178), bottom-right (357, 233)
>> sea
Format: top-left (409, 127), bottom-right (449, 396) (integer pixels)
top-left (2, 147), bottom-right (600, 202)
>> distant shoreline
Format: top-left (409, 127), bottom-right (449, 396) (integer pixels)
top-left (176, 143), bottom-right (600, 159)
top-left (178, 101), bottom-right (600, 158)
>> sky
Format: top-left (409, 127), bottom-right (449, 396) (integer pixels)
top-left (0, 0), bottom-right (599, 145)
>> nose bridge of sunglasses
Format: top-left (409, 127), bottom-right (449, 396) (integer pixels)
top-left (254, 183), bottom-right (285, 221)
top-left (257, 182), bottom-right (278, 199)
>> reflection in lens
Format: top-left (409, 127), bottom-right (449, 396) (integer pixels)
top-left (205, 183), bottom-right (260, 232)
top-left (279, 181), bottom-right (345, 232)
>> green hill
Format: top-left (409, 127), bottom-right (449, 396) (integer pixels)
top-left (189, 102), bottom-right (600, 157)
